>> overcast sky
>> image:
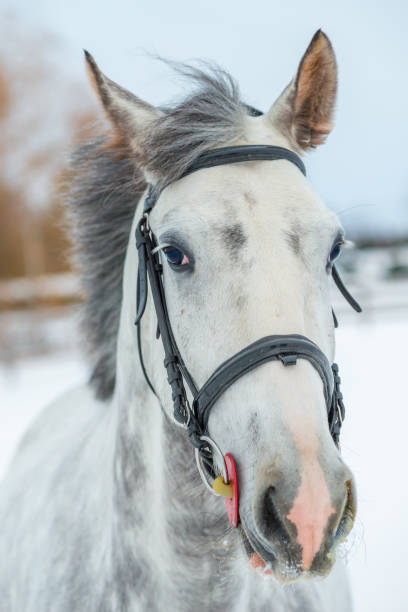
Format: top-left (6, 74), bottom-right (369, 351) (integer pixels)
top-left (2, 0), bottom-right (408, 237)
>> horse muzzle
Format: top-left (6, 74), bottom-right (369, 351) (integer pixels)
top-left (240, 464), bottom-right (356, 582)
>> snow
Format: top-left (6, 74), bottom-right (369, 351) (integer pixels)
top-left (0, 311), bottom-right (407, 611)
top-left (0, 351), bottom-right (87, 478)
top-left (336, 316), bottom-right (408, 612)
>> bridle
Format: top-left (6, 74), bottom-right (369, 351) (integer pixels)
top-left (134, 143), bottom-right (362, 523)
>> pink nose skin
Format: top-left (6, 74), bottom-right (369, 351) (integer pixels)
top-left (286, 459), bottom-right (336, 571)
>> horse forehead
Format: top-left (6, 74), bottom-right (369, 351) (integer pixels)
top-left (162, 162), bottom-right (317, 214)
top-left (157, 161), bottom-right (334, 251)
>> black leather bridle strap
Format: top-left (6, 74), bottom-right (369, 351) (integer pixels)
top-left (193, 335), bottom-right (334, 433)
top-left (136, 217), bottom-right (199, 426)
top-left (180, 145), bottom-right (307, 180)
top-left (332, 265), bottom-right (362, 313)
top-left (136, 272), bottom-right (157, 397)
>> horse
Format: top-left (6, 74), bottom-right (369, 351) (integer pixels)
top-left (0, 30), bottom-right (359, 611)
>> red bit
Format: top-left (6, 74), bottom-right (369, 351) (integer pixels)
top-left (224, 453), bottom-right (239, 528)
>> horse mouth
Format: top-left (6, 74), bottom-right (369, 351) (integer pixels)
top-left (239, 522), bottom-right (278, 577)
top-left (239, 519), bottom-right (305, 582)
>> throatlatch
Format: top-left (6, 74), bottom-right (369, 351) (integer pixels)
top-left (135, 143), bottom-right (362, 527)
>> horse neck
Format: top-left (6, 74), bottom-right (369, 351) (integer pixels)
top-left (112, 366), bottom-right (241, 609)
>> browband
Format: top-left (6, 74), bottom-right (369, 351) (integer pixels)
top-left (143, 145), bottom-right (306, 214)
top-left (180, 145), bottom-right (307, 179)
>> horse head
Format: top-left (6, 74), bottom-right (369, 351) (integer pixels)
top-left (85, 30), bottom-right (356, 583)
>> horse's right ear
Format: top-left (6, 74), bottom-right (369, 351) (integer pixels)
top-left (84, 51), bottom-right (162, 159)
top-left (267, 30), bottom-right (337, 151)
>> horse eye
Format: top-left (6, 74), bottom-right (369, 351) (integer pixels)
top-left (163, 246), bottom-right (190, 267)
top-left (329, 242), bottom-right (343, 264)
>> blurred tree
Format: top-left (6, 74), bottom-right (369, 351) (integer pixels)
top-left (0, 181), bottom-right (25, 278)
top-left (0, 14), bottom-right (101, 280)
top-left (0, 60), bottom-right (10, 120)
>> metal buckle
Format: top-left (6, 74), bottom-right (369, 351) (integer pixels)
top-left (194, 435), bottom-right (229, 497)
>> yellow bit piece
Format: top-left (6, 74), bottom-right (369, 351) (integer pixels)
top-left (212, 476), bottom-right (233, 498)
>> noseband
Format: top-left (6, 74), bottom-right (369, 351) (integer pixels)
top-left (135, 144), bottom-right (361, 517)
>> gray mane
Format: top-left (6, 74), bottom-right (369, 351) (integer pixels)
top-left (68, 62), bottom-right (248, 399)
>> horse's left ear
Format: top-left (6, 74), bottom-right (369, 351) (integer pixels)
top-left (267, 30), bottom-right (337, 150)
top-left (84, 51), bottom-right (162, 160)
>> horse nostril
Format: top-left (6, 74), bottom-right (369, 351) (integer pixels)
top-left (261, 487), bottom-right (291, 545)
top-left (335, 479), bottom-right (356, 542)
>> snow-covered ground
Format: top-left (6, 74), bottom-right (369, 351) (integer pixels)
top-left (335, 315), bottom-right (407, 612)
top-left (0, 351), bottom-right (87, 477)
top-left (0, 308), bottom-right (407, 611)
